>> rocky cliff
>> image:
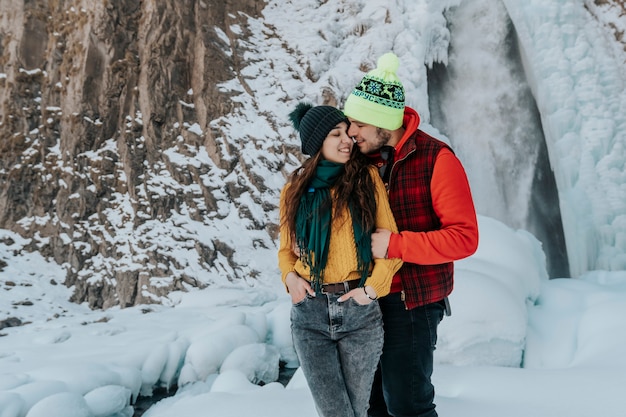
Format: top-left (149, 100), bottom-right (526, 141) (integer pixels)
top-left (0, 0), bottom-right (286, 308)
top-left (1, 0), bottom-right (624, 310)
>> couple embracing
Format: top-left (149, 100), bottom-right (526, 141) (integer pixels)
top-left (278, 52), bottom-right (479, 417)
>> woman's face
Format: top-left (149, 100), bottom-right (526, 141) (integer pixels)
top-left (321, 121), bottom-right (353, 164)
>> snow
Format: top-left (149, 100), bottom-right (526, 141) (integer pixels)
top-left (2, 216), bottom-right (626, 417)
top-left (1, 0), bottom-right (625, 416)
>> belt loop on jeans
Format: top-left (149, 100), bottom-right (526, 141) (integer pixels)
top-left (320, 279), bottom-right (360, 295)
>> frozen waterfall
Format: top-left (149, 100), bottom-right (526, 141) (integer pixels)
top-left (427, 0), bottom-right (569, 277)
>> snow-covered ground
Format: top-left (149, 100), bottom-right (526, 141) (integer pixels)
top-left (2, 217), bottom-right (625, 417)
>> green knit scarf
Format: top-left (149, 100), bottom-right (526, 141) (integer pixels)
top-left (295, 160), bottom-right (373, 294)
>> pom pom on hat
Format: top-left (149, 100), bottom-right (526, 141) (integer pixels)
top-left (343, 52), bottom-right (405, 130)
top-left (289, 102), bottom-right (312, 131)
top-left (375, 52), bottom-right (400, 75)
top-left (289, 102), bottom-right (347, 156)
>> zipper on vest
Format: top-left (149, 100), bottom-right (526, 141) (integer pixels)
top-left (400, 290), bottom-right (408, 310)
top-left (386, 147), bottom-right (413, 192)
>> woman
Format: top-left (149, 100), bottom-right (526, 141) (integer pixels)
top-left (278, 102), bottom-right (402, 417)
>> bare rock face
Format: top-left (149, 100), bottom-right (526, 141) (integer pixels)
top-left (0, 0), bottom-right (282, 309)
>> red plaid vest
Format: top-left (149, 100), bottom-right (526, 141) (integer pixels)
top-left (386, 130), bottom-right (454, 309)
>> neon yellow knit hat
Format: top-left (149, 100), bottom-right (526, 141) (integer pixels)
top-left (343, 52), bottom-right (405, 130)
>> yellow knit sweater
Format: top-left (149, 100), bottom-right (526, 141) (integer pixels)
top-left (278, 165), bottom-right (402, 298)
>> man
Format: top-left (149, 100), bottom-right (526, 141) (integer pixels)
top-left (343, 52), bottom-right (479, 417)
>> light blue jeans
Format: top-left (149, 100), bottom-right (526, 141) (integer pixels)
top-left (291, 292), bottom-right (384, 417)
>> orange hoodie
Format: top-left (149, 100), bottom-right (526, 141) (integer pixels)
top-left (385, 108), bottom-right (479, 299)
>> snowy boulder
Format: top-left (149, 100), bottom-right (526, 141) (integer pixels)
top-left (178, 324), bottom-right (259, 385)
top-left (210, 370), bottom-right (260, 393)
top-left (26, 363), bottom-right (122, 395)
top-left (159, 337), bottom-right (190, 391)
top-left (208, 369), bottom-right (286, 394)
top-left (266, 302), bottom-right (299, 368)
top-left (220, 343), bottom-right (280, 384)
top-left (140, 343), bottom-right (170, 395)
top-left (108, 365), bottom-right (142, 403)
top-left (177, 363), bottom-right (200, 388)
top-left (436, 215), bottom-right (548, 367)
top-left (525, 271), bottom-right (626, 369)
top-left (25, 392), bottom-right (94, 417)
top-left (84, 385), bottom-right (132, 417)
top-left (7, 380), bottom-right (70, 414)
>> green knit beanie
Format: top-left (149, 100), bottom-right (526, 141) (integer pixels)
top-left (289, 102), bottom-right (348, 156)
top-left (343, 52), bottom-right (405, 130)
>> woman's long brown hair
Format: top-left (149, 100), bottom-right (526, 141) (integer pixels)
top-left (281, 148), bottom-right (377, 236)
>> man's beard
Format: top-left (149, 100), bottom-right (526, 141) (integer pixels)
top-left (365, 128), bottom-right (391, 154)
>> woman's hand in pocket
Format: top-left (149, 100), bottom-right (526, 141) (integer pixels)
top-left (338, 286), bottom-right (377, 305)
top-left (285, 272), bottom-right (315, 304)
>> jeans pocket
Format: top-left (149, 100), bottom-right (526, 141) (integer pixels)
top-left (348, 296), bottom-right (377, 307)
top-left (292, 292), bottom-right (313, 307)
top-left (344, 298), bottom-right (383, 333)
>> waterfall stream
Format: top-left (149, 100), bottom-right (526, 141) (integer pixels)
top-left (427, 0), bottom-right (570, 277)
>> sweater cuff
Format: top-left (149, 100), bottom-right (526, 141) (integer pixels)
top-left (365, 279), bottom-right (389, 299)
top-left (387, 232), bottom-right (402, 259)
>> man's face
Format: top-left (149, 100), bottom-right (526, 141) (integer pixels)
top-left (347, 118), bottom-right (390, 154)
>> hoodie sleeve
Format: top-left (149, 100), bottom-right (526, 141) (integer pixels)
top-left (387, 148), bottom-right (479, 264)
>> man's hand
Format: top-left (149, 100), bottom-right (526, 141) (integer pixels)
top-left (371, 228), bottom-right (392, 259)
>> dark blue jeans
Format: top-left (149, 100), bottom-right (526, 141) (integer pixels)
top-left (368, 292), bottom-right (445, 417)
top-left (291, 293), bottom-right (384, 417)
